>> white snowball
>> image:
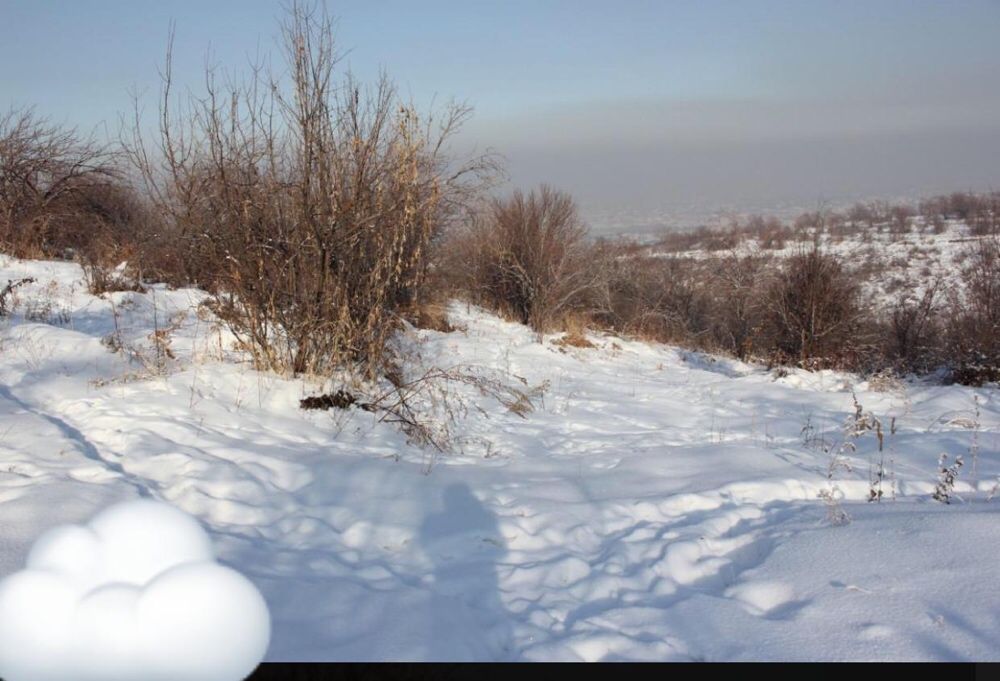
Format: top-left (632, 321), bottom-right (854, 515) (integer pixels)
top-left (0, 499), bottom-right (270, 681)
top-left (26, 524), bottom-right (103, 591)
top-left (137, 563), bottom-right (271, 681)
top-left (88, 499), bottom-right (215, 587)
top-left (72, 584), bottom-right (143, 680)
top-left (0, 570), bottom-right (77, 680)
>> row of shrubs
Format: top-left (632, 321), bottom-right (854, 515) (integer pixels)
top-left (1, 4), bottom-right (494, 381)
top-left (3, 101), bottom-right (997, 386)
top-left (440, 186), bottom-right (1000, 387)
top-left (1, 4), bottom-right (997, 387)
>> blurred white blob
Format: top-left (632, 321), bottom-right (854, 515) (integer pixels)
top-left (0, 499), bottom-right (270, 681)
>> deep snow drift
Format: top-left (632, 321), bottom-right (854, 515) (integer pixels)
top-left (0, 255), bottom-right (997, 662)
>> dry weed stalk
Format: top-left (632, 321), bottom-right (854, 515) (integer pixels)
top-left (363, 365), bottom-right (546, 453)
top-left (0, 277), bottom-right (35, 316)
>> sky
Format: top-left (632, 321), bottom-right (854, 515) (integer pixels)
top-left (2, 0), bottom-right (1000, 230)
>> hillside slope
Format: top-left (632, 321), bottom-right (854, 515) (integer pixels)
top-left (0, 256), bottom-right (997, 661)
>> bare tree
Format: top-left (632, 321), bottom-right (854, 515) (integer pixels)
top-left (0, 107), bottom-right (118, 257)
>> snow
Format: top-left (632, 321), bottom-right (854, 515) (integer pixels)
top-left (649, 220), bottom-right (977, 311)
top-left (0, 255), bottom-right (997, 663)
top-left (0, 499), bottom-right (269, 681)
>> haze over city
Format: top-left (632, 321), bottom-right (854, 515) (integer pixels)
top-left (3, 1), bottom-right (999, 230)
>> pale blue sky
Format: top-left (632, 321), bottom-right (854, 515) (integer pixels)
top-left (3, 1), bottom-right (1000, 226)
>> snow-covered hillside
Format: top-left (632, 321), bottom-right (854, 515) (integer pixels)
top-left (647, 220), bottom-right (980, 308)
top-left (0, 256), bottom-right (997, 661)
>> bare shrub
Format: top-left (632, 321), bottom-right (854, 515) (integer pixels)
top-left (946, 235), bottom-right (1000, 385)
top-left (654, 227), bottom-right (702, 253)
top-left (82, 258), bottom-right (146, 296)
top-left (708, 251), bottom-right (768, 359)
top-left (0, 107), bottom-right (119, 258)
top-left (752, 216), bottom-right (790, 249)
top-left (919, 191), bottom-right (1000, 236)
top-left (97, 294), bottom-right (182, 381)
top-left (701, 224), bottom-right (740, 251)
top-left (124, 3), bottom-right (491, 377)
top-left (763, 246), bottom-right (866, 366)
top-left (64, 181), bottom-right (153, 293)
top-left (595, 254), bottom-right (712, 347)
top-left (793, 211), bottom-right (825, 241)
top-left (450, 185), bottom-right (601, 333)
top-left (888, 204), bottom-right (915, 239)
top-left (847, 202), bottom-right (877, 232)
top-left (884, 282), bottom-right (942, 373)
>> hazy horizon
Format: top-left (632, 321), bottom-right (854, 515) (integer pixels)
top-left (3, 0), bottom-right (999, 233)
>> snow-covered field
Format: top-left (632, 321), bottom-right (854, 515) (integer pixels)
top-left (0, 256), bottom-right (997, 662)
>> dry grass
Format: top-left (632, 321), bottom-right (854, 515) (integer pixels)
top-left (403, 300), bottom-right (456, 334)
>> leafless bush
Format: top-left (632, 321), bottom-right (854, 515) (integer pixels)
top-left (448, 185), bottom-right (601, 333)
top-left (919, 191), bottom-right (999, 236)
top-left (370, 366), bottom-right (545, 450)
top-left (792, 211), bottom-right (825, 241)
top-left (888, 204), bottom-right (915, 238)
top-left (594, 254), bottom-right (712, 347)
top-left (82, 259), bottom-right (146, 296)
top-left (751, 216), bottom-right (790, 249)
top-left (124, 3), bottom-right (492, 378)
top-left (847, 202), bottom-right (877, 232)
top-left (763, 246), bottom-right (866, 366)
top-left (0, 107), bottom-right (119, 258)
top-left (946, 235), bottom-right (1000, 385)
top-left (708, 251), bottom-right (768, 359)
top-left (700, 224), bottom-right (740, 251)
top-left (654, 227), bottom-right (702, 253)
top-left (63, 181), bottom-right (153, 294)
top-left (884, 281), bottom-right (942, 373)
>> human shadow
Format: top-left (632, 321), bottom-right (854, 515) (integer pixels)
top-left (418, 483), bottom-right (513, 661)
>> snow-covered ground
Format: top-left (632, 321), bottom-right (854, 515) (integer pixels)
top-left (0, 256), bottom-right (997, 662)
